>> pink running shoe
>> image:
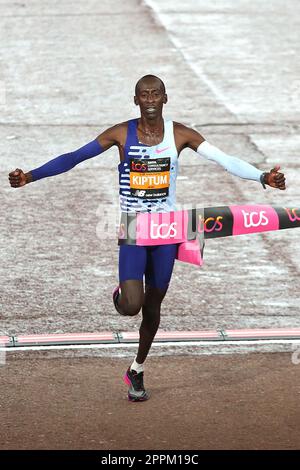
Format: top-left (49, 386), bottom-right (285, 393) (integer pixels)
top-left (112, 285), bottom-right (123, 315)
top-left (123, 367), bottom-right (150, 402)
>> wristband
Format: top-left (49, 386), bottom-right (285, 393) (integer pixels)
top-left (260, 172), bottom-right (267, 189)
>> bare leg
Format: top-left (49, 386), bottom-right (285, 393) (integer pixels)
top-left (136, 284), bottom-right (168, 364)
top-left (117, 279), bottom-right (144, 316)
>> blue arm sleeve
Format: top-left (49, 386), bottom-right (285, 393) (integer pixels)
top-left (30, 138), bottom-right (104, 182)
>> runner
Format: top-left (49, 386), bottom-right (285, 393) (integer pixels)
top-left (8, 74), bottom-right (286, 402)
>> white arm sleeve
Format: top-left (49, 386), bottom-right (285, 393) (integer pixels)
top-left (197, 141), bottom-right (263, 182)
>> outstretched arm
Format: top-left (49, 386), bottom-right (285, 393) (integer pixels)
top-left (28, 138), bottom-right (104, 183)
top-left (174, 122), bottom-right (286, 190)
top-left (9, 124), bottom-right (123, 187)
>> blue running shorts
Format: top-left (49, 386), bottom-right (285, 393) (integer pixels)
top-left (119, 244), bottom-right (178, 290)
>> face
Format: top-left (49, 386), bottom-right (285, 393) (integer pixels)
top-left (134, 79), bottom-right (167, 120)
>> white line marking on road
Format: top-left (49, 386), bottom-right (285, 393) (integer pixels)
top-left (1, 338), bottom-right (300, 353)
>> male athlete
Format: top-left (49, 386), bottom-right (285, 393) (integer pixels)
top-left (9, 75), bottom-right (286, 402)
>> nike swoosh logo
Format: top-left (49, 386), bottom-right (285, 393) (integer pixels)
top-left (155, 146), bottom-right (170, 154)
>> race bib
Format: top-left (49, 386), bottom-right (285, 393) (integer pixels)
top-left (129, 157), bottom-right (170, 199)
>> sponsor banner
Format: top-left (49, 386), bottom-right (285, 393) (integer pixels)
top-left (176, 238), bottom-right (203, 266)
top-left (118, 205), bottom-right (300, 245)
top-left (202, 206), bottom-right (233, 239)
top-left (136, 210), bottom-right (189, 246)
top-left (230, 205), bottom-right (279, 236)
top-left (276, 207), bottom-right (300, 229)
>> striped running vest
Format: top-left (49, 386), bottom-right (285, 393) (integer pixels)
top-left (118, 118), bottom-right (179, 213)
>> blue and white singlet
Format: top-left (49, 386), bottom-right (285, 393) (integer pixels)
top-left (118, 118), bottom-right (179, 213)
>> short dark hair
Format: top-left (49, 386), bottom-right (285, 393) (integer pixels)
top-left (135, 75), bottom-right (166, 95)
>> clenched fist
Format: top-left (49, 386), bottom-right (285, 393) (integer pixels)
top-left (8, 168), bottom-right (27, 187)
top-left (265, 165), bottom-right (286, 190)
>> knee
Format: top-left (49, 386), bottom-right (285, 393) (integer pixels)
top-left (122, 300), bottom-right (142, 317)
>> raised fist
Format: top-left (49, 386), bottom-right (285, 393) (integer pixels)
top-left (265, 165), bottom-right (286, 190)
top-left (8, 168), bottom-right (27, 187)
